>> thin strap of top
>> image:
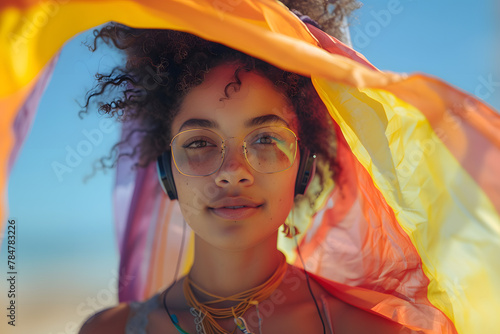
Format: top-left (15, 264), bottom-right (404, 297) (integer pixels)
top-left (125, 293), bottom-right (162, 334)
top-left (321, 294), bottom-right (335, 334)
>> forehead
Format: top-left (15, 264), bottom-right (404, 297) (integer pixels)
top-left (171, 64), bottom-right (297, 134)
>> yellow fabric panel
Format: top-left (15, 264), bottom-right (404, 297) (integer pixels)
top-left (312, 77), bottom-right (500, 334)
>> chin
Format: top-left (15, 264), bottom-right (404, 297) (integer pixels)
top-left (196, 218), bottom-right (279, 252)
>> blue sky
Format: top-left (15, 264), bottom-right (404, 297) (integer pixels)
top-left (1, 1), bottom-right (498, 332)
top-left (352, 0), bottom-right (499, 109)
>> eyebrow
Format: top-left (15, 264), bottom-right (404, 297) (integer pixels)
top-left (178, 114), bottom-right (289, 132)
top-left (178, 118), bottom-right (217, 132)
top-left (245, 114), bottom-right (289, 128)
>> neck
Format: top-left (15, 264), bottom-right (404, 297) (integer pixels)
top-left (188, 231), bottom-right (285, 302)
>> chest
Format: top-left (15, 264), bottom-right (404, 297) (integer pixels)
top-left (144, 301), bottom-right (330, 334)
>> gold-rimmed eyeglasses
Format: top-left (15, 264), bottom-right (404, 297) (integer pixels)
top-left (169, 126), bottom-right (298, 176)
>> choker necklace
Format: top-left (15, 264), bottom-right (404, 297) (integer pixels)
top-left (182, 255), bottom-right (288, 334)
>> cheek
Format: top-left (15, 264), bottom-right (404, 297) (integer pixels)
top-left (180, 177), bottom-right (221, 200)
top-left (175, 176), bottom-right (203, 220)
top-left (175, 175), bottom-right (222, 218)
top-left (263, 170), bottom-right (297, 212)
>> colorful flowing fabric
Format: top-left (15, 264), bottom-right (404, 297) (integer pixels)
top-left (1, 1), bottom-right (499, 333)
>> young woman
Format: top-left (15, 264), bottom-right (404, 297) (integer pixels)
top-left (78, 25), bottom-right (406, 334)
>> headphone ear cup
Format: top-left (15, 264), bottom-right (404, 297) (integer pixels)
top-left (157, 151), bottom-right (178, 200)
top-left (294, 147), bottom-right (316, 196)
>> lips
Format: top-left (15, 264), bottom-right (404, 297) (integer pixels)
top-left (208, 197), bottom-right (263, 220)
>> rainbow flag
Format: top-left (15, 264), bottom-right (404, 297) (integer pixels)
top-left (1, 1), bottom-right (499, 333)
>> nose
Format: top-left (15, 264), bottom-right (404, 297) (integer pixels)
top-left (214, 144), bottom-right (254, 187)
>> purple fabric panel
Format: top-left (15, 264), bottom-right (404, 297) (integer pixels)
top-left (8, 53), bottom-right (60, 173)
top-left (117, 164), bottom-right (146, 302)
top-left (117, 161), bottom-right (159, 302)
top-left (113, 120), bottom-right (141, 250)
top-left (114, 119), bottom-right (142, 301)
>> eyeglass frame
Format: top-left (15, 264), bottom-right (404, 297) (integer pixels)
top-left (168, 125), bottom-right (300, 177)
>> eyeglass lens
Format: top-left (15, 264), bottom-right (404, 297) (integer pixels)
top-left (171, 126), bottom-right (297, 176)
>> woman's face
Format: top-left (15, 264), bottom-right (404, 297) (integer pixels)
top-left (170, 64), bottom-right (300, 251)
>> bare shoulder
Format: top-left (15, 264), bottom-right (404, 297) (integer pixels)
top-left (79, 302), bottom-right (130, 334)
top-left (332, 299), bottom-right (405, 334)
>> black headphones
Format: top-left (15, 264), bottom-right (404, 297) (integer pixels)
top-left (157, 148), bottom-right (316, 200)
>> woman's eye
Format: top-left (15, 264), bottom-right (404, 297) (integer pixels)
top-left (254, 134), bottom-right (279, 145)
top-left (183, 139), bottom-right (215, 149)
top-left (257, 136), bottom-right (273, 144)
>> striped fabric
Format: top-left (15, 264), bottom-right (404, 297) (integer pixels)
top-left (1, 1), bottom-right (499, 333)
